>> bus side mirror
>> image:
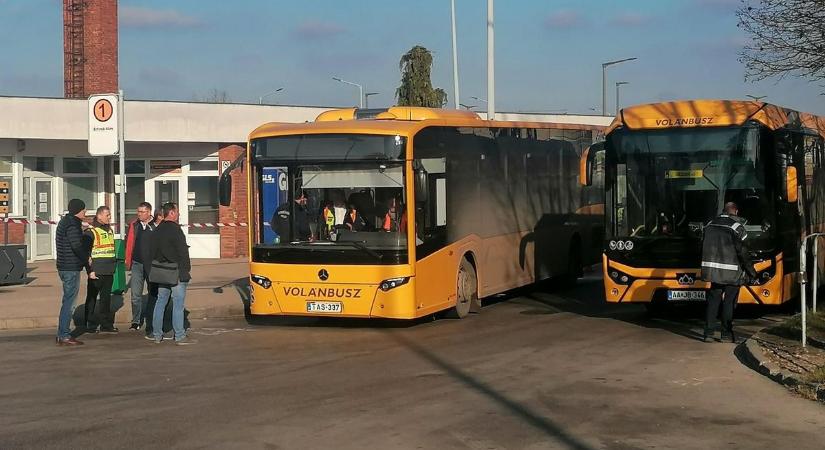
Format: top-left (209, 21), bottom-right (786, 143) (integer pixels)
top-left (785, 166), bottom-right (798, 203)
top-left (414, 169), bottom-right (429, 204)
top-left (219, 171), bottom-right (232, 207)
top-left (580, 146), bottom-right (596, 186)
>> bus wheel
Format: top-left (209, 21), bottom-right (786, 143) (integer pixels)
top-left (562, 241), bottom-right (582, 286)
top-left (447, 258), bottom-right (477, 319)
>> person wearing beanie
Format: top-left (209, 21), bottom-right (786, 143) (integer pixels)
top-left (55, 198), bottom-right (90, 346)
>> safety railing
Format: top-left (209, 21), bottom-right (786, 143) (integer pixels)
top-left (798, 233), bottom-right (825, 348)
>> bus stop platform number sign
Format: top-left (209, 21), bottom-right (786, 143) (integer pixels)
top-left (88, 94), bottom-right (119, 156)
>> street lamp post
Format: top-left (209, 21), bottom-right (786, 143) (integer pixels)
top-left (615, 81), bottom-right (629, 116)
top-left (746, 95), bottom-right (767, 102)
top-left (602, 57), bottom-right (637, 115)
top-left (332, 77), bottom-right (364, 108)
top-left (487, 0), bottom-right (495, 120)
top-left (258, 87), bottom-right (284, 104)
top-left (450, 0), bottom-right (460, 109)
top-left (364, 92), bottom-right (379, 108)
top-left (459, 103), bottom-right (477, 110)
top-left (470, 96), bottom-right (488, 104)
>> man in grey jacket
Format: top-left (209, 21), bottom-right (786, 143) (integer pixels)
top-left (55, 198), bottom-right (90, 346)
top-left (700, 202), bottom-right (758, 343)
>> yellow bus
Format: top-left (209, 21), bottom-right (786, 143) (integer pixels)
top-left (221, 107), bottom-right (604, 319)
top-left (581, 100), bottom-right (825, 309)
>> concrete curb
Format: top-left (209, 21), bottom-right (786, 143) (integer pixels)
top-left (739, 336), bottom-right (825, 402)
top-left (0, 304), bottom-right (245, 331)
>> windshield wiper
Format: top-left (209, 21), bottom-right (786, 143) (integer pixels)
top-left (339, 240), bottom-right (383, 260)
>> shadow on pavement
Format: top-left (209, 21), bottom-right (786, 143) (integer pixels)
top-left (387, 331), bottom-right (596, 450)
top-left (489, 273), bottom-right (793, 343)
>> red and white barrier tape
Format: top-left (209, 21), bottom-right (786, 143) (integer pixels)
top-left (0, 218), bottom-right (248, 228)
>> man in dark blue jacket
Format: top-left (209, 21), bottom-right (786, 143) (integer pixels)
top-left (700, 202), bottom-right (757, 343)
top-left (55, 198), bottom-right (90, 346)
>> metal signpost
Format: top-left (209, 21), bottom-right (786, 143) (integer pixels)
top-left (88, 91), bottom-right (125, 236)
top-left (799, 233), bottom-right (825, 348)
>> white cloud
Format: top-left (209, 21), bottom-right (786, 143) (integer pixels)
top-left (120, 6), bottom-right (203, 29)
top-left (292, 20), bottom-right (347, 40)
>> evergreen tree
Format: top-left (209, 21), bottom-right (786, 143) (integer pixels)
top-left (396, 45), bottom-right (448, 107)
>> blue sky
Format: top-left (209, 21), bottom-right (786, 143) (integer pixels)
top-left (1, 0), bottom-right (823, 114)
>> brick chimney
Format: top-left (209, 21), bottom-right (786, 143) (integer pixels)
top-left (63, 0), bottom-right (118, 98)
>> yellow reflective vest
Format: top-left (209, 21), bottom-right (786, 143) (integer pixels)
top-left (90, 226), bottom-right (116, 260)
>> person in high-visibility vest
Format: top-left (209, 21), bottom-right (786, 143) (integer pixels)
top-left (83, 206), bottom-right (119, 333)
top-left (382, 197), bottom-right (407, 233)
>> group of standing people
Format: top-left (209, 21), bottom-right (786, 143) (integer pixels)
top-left (54, 199), bottom-right (193, 346)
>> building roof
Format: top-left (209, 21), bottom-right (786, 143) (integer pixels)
top-left (0, 96), bottom-right (613, 144)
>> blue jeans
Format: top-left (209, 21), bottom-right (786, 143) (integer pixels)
top-left (130, 261), bottom-right (147, 325)
top-left (57, 270), bottom-right (81, 339)
top-left (153, 282), bottom-right (188, 341)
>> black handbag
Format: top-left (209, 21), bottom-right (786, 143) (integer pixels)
top-left (148, 260), bottom-right (179, 286)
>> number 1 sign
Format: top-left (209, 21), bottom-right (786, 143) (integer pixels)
top-left (88, 93), bottom-right (120, 156)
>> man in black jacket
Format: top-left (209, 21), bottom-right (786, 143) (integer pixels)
top-left (148, 202), bottom-right (194, 345)
top-left (55, 198), bottom-right (90, 346)
top-left (272, 191), bottom-right (312, 243)
top-left (700, 202), bottom-right (758, 343)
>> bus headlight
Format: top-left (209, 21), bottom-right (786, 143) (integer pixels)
top-left (251, 274), bottom-right (272, 289)
top-left (380, 277), bottom-right (410, 292)
top-left (608, 269), bottom-right (633, 285)
top-left (754, 267), bottom-right (776, 285)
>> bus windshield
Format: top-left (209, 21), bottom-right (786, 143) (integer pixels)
top-left (253, 159), bottom-right (408, 265)
top-left (607, 125), bottom-right (773, 243)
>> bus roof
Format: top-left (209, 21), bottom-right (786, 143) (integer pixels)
top-left (250, 107), bottom-right (604, 140)
top-left (607, 99), bottom-right (825, 137)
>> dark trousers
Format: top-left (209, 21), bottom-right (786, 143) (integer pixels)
top-left (706, 283), bottom-right (739, 333)
top-left (85, 275), bottom-right (115, 329)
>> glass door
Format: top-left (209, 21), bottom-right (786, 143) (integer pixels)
top-left (154, 179), bottom-right (179, 210)
top-left (26, 177), bottom-right (54, 260)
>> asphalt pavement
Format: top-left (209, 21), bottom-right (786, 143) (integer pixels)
top-left (0, 275), bottom-right (822, 450)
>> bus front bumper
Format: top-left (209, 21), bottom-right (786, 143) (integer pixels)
top-left (247, 263), bottom-right (418, 319)
top-left (603, 255), bottom-right (791, 305)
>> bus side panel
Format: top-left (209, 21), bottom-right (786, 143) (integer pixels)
top-left (415, 236), bottom-right (480, 316)
top-left (478, 232), bottom-right (535, 296)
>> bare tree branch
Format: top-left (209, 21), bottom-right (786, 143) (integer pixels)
top-left (738, 0), bottom-right (825, 86)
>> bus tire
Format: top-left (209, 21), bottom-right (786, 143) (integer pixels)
top-left (447, 258), bottom-right (477, 319)
top-left (562, 240), bottom-right (582, 286)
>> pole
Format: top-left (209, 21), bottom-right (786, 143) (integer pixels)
top-left (814, 237), bottom-right (819, 313)
top-left (359, 85), bottom-right (364, 109)
top-left (615, 83), bottom-right (620, 117)
top-left (800, 237), bottom-right (808, 348)
top-left (451, 0), bottom-right (460, 109)
top-left (486, 0), bottom-right (495, 120)
top-left (118, 89), bottom-right (126, 238)
top-left (602, 65), bottom-right (607, 117)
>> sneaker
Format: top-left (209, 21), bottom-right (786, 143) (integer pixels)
top-left (145, 335), bottom-right (163, 344)
top-left (56, 337), bottom-right (84, 346)
top-left (100, 327), bottom-right (119, 333)
top-left (85, 327), bottom-right (99, 334)
top-left (129, 323), bottom-right (140, 331)
top-left (175, 337), bottom-right (197, 346)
